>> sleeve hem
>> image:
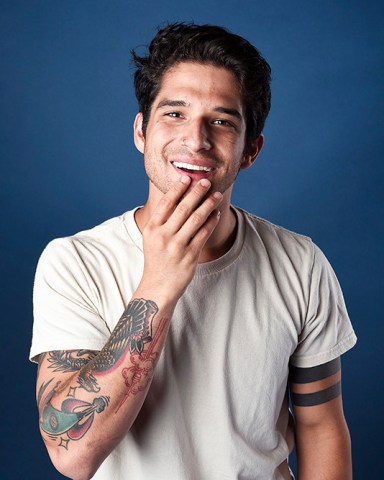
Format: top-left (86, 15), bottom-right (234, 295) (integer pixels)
top-left (290, 331), bottom-right (357, 368)
top-left (29, 339), bottom-right (106, 363)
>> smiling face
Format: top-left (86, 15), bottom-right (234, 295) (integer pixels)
top-left (134, 62), bottom-right (263, 206)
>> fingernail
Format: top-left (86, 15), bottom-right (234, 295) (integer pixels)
top-left (180, 175), bottom-right (191, 184)
top-left (200, 179), bottom-right (210, 188)
top-left (213, 192), bottom-right (223, 200)
top-left (216, 210), bottom-right (221, 219)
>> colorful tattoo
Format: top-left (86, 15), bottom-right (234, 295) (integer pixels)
top-left (79, 298), bottom-right (159, 392)
top-left (38, 298), bottom-right (162, 447)
top-left (45, 299), bottom-right (159, 393)
top-left (47, 350), bottom-right (100, 392)
top-left (116, 317), bottom-right (167, 413)
top-left (40, 381), bottom-right (109, 448)
top-left (110, 298), bottom-right (158, 356)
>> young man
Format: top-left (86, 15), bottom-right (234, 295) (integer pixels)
top-left (30, 23), bottom-right (356, 480)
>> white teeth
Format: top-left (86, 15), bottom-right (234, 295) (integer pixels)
top-left (172, 161), bottom-right (212, 172)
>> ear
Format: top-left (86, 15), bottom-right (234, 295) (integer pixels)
top-left (133, 112), bottom-right (145, 154)
top-left (240, 134), bottom-right (264, 170)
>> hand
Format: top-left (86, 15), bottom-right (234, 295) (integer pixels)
top-left (140, 176), bottom-right (223, 303)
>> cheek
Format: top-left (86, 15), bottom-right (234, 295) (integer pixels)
top-left (223, 142), bottom-right (246, 167)
top-left (146, 126), bottom-right (176, 152)
top-left (215, 130), bottom-right (245, 151)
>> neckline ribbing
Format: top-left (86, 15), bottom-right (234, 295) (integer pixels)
top-left (123, 206), bottom-right (245, 276)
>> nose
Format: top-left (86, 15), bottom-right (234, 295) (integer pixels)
top-left (181, 119), bottom-right (212, 152)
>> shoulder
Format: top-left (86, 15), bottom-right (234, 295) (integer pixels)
top-left (236, 206), bottom-right (311, 242)
top-left (72, 210), bottom-right (132, 244)
top-left (234, 206), bottom-right (316, 266)
top-left (36, 210), bottom-right (141, 279)
top-left (40, 210), bottom-right (135, 259)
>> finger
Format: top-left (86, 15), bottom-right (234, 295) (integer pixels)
top-left (177, 191), bottom-right (223, 243)
top-left (166, 178), bottom-right (214, 233)
top-left (149, 175), bottom-right (192, 226)
top-left (189, 209), bottom-right (222, 253)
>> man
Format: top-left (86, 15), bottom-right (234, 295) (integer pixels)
top-left (30, 23), bottom-right (356, 479)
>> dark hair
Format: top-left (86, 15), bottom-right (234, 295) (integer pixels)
top-left (132, 22), bottom-right (271, 153)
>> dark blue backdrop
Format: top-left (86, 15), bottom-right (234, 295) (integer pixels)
top-left (1, 1), bottom-right (383, 478)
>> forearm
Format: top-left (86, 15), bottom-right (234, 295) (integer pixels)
top-left (295, 421), bottom-right (352, 480)
top-left (38, 290), bottom-right (175, 480)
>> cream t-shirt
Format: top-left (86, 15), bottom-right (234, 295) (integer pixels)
top-left (31, 207), bottom-right (356, 479)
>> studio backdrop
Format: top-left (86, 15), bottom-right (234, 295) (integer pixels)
top-left (1, 1), bottom-right (383, 478)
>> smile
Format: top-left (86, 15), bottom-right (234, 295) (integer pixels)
top-left (172, 161), bottom-right (213, 173)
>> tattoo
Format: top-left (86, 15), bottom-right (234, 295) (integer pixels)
top-left (38, 298), bottom-right (161, 447)
top-left (46, 299), bottom-right (159, 393)
top-left (115, 298), bottom-right (159, 355)
top-left (289, 358), bottom-right (341, 384)
top-left (48, 350), bottom-right (98, 373)
top-left (47, 350), bottom-right (99, 392)
top-left (37, 378), bottom-right (55, 408)
top-left (115, 317), bottom-right (167, 413)
top-left (291, 381), bottom-right (341, 407)
top-left (40, 382), bottom-right (109, 448)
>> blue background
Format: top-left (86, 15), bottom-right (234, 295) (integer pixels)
top-left (1, 0), bottom-right (383, 478)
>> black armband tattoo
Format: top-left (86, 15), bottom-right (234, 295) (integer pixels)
top-left (291, 381), bottom-right (341, 407)
top-left (289, 357), bottom-right (341, 384)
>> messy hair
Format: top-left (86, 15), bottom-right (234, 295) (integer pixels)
top-left (132, 22), bottom-right (271, 153)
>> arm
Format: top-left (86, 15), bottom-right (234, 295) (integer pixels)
top-left (36, 175), bottom-right (223, 480)
top-left (290, 358), bottom-right (352, 479)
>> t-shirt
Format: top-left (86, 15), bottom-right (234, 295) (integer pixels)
top-left (30, 206), bottom-right (357, 479)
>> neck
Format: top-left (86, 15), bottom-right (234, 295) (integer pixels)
top-left (197, 204), bottom-right (237, 262)
top-left (135, 192), bottom-right (237, 264)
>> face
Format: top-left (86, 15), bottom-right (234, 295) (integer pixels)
top-left (134, 62), bottom-right (263, 204)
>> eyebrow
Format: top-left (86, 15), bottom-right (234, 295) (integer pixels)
top-left (157, 100), bottom-right (188, 109)
top-left (213, 106), bottom-right (242, 119)
top-left (156, 100), bottom-right (242, 119)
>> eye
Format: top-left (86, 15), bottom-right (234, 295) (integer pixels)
top-left (213, 119), bottom-right (236, 128)
top-left (165, 111), bottom-right (182, 118)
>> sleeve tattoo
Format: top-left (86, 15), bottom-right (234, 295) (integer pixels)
top-left (39, 298), bottom-right (166, 449)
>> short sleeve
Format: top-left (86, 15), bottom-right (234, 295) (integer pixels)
top-left (290, 244), bottom-right (357, 368)
top-left (30, 238), bottom-right (111, 362)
